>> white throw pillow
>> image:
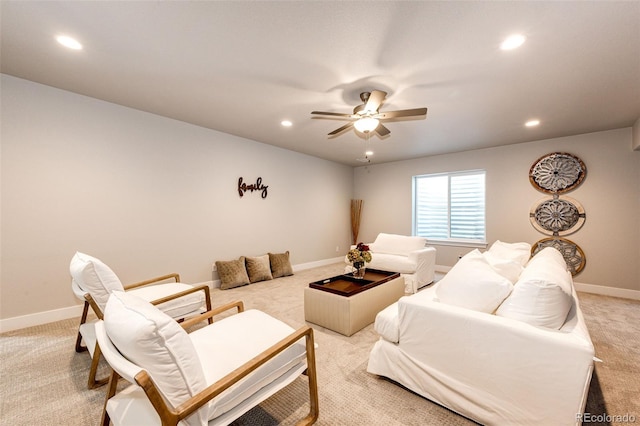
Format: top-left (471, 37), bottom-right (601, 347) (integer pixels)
top-left (435, 250), bottom-right (514, 313)
top-left (70, 252), bottom-right (124, 311)
top-left (486, 240), bottom-right (532, 266)
top-left (104, 291), bottom-right (207, 426)
top-left (496, 247), bottom-right (573, 329)
top-left (369, 233), bottom-right (426, 257)
top-left (483, 251), bottom-right (524, 284)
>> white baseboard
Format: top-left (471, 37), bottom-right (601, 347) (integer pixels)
top-left (1, 257), bottom-right (346, 332)
top-left (574, 281), bottom-right (640, 300)
top-left (293, 256), bottom-right (344, 272)
top-left (0, 304), bottom-right (84, 333)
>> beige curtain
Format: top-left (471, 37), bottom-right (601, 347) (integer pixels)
top-left (350, 199), bottom-right (364, 244)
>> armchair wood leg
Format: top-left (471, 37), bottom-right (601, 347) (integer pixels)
top-left (75, 301), bottom-right (90, 353)
top-left (299, 328), bottom-right (319, 425)
top-left (87, 343), bottom-right (110, 389)
top-left (204, 286), bottom-right (213, 325)
top-left (101, 370), bottom-right (120, 426)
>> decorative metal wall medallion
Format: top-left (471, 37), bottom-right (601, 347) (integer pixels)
top-left (529, 195), bottom-right (585, 236)
top-left (531, 237), bottom-right (586, 275)
top-left (529, 152), bottom-right (586, 194)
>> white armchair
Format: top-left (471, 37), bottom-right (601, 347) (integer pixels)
top-left (96, 292), bottom-right (318, 426)
top-left (70, 251), bottom-right (212, 389)
top-left (346, 233), bottom-right (436, 293)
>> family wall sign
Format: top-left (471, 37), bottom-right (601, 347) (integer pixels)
top-left (238, 177), bottom-right (269, 199)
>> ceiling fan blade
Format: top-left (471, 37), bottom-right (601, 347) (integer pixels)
top-left (364, 90), bottom-right (387, 112)
top-left (376, 108), bottom-right (428, 119)
top-left (328, 122), bottom-right (354, 136)
top-left (311, 111), bottom-right (357, 118)
top-left (375, 123), bottom-right (391, 136)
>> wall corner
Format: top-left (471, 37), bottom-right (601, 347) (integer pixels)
top-left (633, 117), bottom-right (640, 151)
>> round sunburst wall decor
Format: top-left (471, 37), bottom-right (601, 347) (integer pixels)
top-left (532, 237), bottom-right (586, 275)
top-left (529, 152), bottom-right (586, 194)
top-left (530, 195), bottom-right (585, 236)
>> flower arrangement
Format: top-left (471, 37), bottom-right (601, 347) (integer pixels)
top-left (347, 242), bottom-right (372, 265)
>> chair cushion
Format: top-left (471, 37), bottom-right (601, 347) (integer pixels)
top-left (435, 249), bottom-right (513, 313)
top-left (369, 233), bottom-right (426, 257)
top-left (188, 309), bottom-right (307, 419)
top-left (216, 257), bottom-right (250, 290)
top-left (127, 282), bottom-right (204, 320)
top-left (70, 252), bottom-right (124, 311)
top-left (268, 251), bottom-right (293, 278)
top-left (367, 253), bottom-right (417, 274)
top-left (245, 255), bottom-right (273, 283)
top-left (104, 291), bottom-right (207, 426)
top-left (496, 247), bottom-right (573, 329)
top-left (486, 240), bottom-right (532, 266)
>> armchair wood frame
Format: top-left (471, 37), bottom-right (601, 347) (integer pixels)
top-left (100, 301), bottom-right (319, 426)
top-left (74, 273), bottom-right (212, 389)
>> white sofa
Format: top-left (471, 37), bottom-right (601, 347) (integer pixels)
top-left (345, 233), bottom-right (436, 293)
top-left (367, 242), bottom-right (595, 426)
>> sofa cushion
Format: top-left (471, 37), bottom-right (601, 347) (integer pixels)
top-left (369, 233), bottom-right (426, 257)
top-left (70, 252), bottom-right (124, 311)
top-left (269, 251), bottom-right (293, 278)
top-left (104, 291), bottom-right (207, 426)
top-left (245, 255), bottom-right (273, 283)
top-left (486, 240), bottom-right (532, 266)
top-left (483, 252), bottom-right (524, 284)
top-left (216, 257), bottom-right (250, 290)
top-left (435, 249), bottom-right (513, 313)
top-left (496, 247), bottom-right (573, 329)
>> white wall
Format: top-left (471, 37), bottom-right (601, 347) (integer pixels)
top-left (0, 75), bottom-right (353, 320)
top-left (354, 128), bottom-right (640, 292)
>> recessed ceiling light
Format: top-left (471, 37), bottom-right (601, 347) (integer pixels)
top-left (500, 34), bottom-right (526, 50)
top-left (56, 35), bottom-right (82, 50)
top-left (281, 120), bottom-right (292, 127)
top-left (525, 119), bottom-right (540, 127)
top-left (365, 151), bottom-right (374, 156)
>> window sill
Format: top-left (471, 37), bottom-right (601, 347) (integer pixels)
top-left (426, 239), bottom-right (488, 249)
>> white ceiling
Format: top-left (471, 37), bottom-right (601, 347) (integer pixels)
top-left (2, 1), bottom-right (639, 166)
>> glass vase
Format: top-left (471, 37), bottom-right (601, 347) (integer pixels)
top-left (352, 261), bottom-right (366, 279)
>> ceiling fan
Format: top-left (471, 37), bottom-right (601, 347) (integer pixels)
top-left (311, 90), bottom-right (428, 137)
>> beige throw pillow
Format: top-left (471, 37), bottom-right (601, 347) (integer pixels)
top-left (216, 257), bottom-right (250, 290)
top-left (269, 251), bottom-right (293, 278)
top-left (245, 255), bottom-right (273, 283)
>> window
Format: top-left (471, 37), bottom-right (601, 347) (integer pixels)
top-left (413, 170), bottom-right (486, 244)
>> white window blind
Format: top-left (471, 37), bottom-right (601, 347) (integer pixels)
top-left (413, 171), bottom-right (486, 242)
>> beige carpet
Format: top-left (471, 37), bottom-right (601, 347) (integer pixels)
top-left (1, 262), bottom-right (638, 425)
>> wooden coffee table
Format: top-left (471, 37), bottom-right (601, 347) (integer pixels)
top-left (304, 269), bottom-right (404, 336)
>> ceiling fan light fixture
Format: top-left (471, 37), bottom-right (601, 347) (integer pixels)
top-left (56, 35), bottom-right (83, 50)
top-left (501, 34), bottom-right (526, 50)
top-left (354, 117), bottom-right (379, 133)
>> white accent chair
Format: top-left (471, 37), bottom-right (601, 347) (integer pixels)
top-left (70, 251), bottom-right (212, 389)
top-left (346, 233), bottom-right (436, 293)
top-left (96, 291), bottom-right (318, 426)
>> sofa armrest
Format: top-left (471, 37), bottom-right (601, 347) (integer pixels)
top-left (397, 296), bottom-right (594, 424)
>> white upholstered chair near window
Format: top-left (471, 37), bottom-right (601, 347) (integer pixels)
top-left (70, 251), bottom-right (212, 389)
top-left (345, 233), bottom-right (436, 293)
top-left (95, 292), bottom-right (318, 426)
